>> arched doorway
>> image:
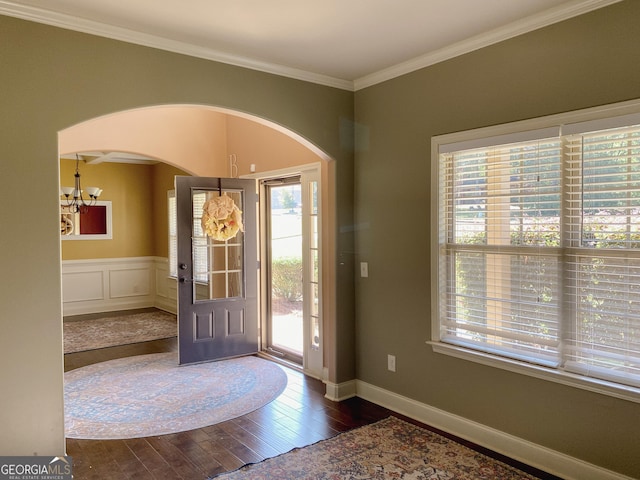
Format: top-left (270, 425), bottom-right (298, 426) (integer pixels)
top-left (58, 104), bottom-right (334, 380)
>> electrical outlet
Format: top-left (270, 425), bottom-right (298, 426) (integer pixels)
top-left (387, 354), bottom-right (396, 372)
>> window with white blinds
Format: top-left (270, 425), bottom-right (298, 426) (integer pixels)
top-left (434, 109), bottom-right (640, 393)
top-left (190, 192), bottom-right (209, 284)
top-left (168, 190), bottom-right (208, 283)
top-left (564, 124), bottom-right (640, 388)
top-left (168, 191), bottom-right (177, 278)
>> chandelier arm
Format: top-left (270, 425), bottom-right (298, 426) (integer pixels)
top-left (61, 154), bottom-right (101, 214)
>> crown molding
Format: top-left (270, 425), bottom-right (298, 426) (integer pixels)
top-left (353, 0), bottom-right (623, 91)
top-left (0, 0), bottom-right (621, 93)
top-left (0, 0), bottom-right (355, 91)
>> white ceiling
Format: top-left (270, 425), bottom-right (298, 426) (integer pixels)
top-left (1, 0), bottom-right (619, 90)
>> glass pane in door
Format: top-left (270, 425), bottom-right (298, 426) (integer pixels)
top-left (192, 189), bottom-right (244, 301)
top-left (309, 180), bottom-right (320, 350)
top-left (269, 183), bottom-right (303, 356)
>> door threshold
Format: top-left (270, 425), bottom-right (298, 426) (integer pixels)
top-left (258, 350), bottom-right (303, 374)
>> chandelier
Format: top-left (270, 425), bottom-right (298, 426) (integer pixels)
top-left (60, 155), bottom-right (102, 213)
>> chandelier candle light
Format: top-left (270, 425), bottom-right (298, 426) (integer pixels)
top-left (60, 155), bottom-right (102, 213)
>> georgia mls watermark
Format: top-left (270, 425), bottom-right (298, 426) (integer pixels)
top-left (0, 457), bottom-right (72, 480)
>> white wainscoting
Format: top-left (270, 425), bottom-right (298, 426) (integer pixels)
top-left (61, 257), bottom-right (177, 316)
top-left (154, 258), bottom-right (178, 314)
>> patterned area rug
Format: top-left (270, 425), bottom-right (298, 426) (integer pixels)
top-left (214, 416), bottom-right (540, 480)
top-left (65, 353), bottom-right (287, 439)
top-left (64, 310), bottom-right (177, 353)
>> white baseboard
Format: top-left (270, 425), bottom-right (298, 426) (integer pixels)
top-left (324, 379), bottom-right (357, 401)
top-left (153, 295), bottom-right (177, 315)
top-left (356, 380), bottom-right (633, 480)
top-left (63, 298), bottom-right (156, 316)
top-left (153, 258), bottom-right (177, 314)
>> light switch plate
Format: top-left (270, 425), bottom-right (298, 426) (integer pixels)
top-left (360, 262), bottom-right (369, 277)
top-left (388, 354), bottom-right (396, 372)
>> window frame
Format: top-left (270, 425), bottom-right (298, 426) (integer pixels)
top-left (430, 99), bottom-right (640, 404)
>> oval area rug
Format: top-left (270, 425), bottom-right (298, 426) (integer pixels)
top-left (65, 353), bottom-right (287, 439)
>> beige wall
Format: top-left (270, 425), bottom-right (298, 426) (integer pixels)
top-left (59, 106), bottom-right (230, 175)
top-left (226, 115), bottom-right (324, 175)
top-left (354, 2), bottom-right (640, 477)
top-left (0, 15), bottom-right (354, 457)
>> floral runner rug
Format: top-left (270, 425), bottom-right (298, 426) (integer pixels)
top-left (214, 416), bottom-right (543, 480)
top-left (64, 310), bottom-right (177, 354)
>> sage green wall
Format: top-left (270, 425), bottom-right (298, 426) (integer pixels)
top-left (0, 15), bottom-right (354, 455)
top-left (354, 2), bottom-right (640, 477)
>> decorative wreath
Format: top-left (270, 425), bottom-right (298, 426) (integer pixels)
top-left (201, 194), bottom-right (244, 241)
top-left (61, 215), bottom-right (74, 235)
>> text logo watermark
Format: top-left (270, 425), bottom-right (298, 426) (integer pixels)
top-left (0, 457), bottom-right (72, 480)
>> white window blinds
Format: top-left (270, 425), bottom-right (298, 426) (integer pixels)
top-left (438, 120), bottom-right (640, 389)
top-left (440, 136), bottom-right (563, 368)
top-left (167, 190), bottom-right (208, 283)
top-left (191, 192), bottom-right (209, 283)
top-left (168, 191), bottom-right (177, 278)
top-left (564, 124), bottom-right (640, 387)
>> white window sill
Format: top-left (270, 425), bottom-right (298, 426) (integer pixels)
top-left (428, 341), bottom-right (640, 404)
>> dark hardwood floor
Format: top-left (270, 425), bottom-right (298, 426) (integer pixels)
top-left (64, 338), bottom-right (561, 480)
